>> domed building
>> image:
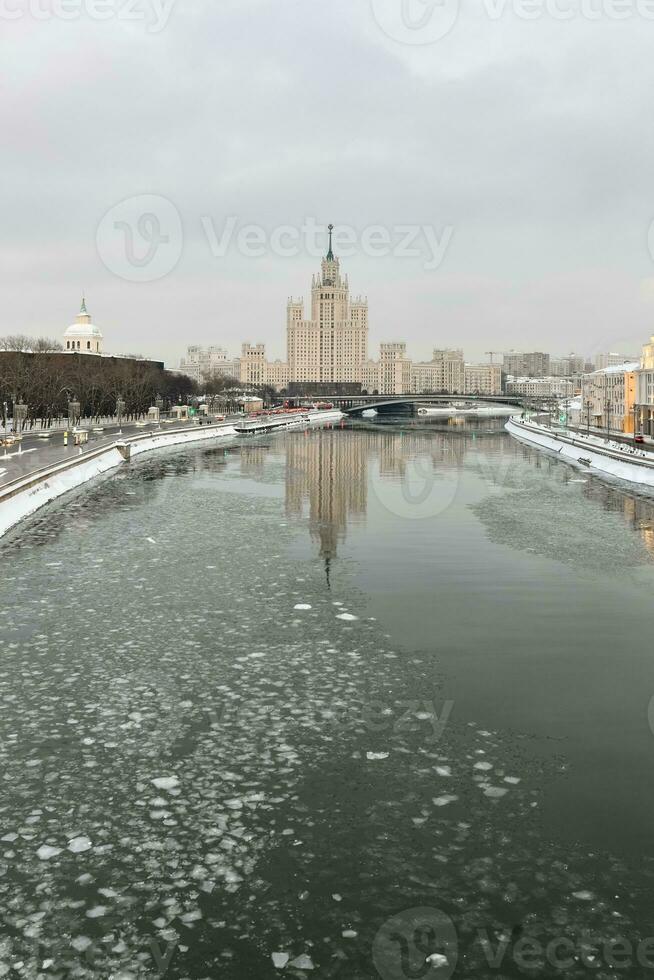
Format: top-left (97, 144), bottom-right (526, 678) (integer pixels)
top-left (64, 297), bottom-right (103, 354)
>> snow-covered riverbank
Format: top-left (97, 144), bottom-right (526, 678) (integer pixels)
top-left (506, 416), bottom-right (654, 491)
top-left (0, 422), bottom-right (237, 538)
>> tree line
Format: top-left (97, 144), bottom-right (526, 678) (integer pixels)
top-left (0, 348), bottom-right (280, 428)
top-left (0, 349), bottom-right (196, 427)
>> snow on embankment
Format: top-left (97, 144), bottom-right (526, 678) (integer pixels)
top-left (506, 416), bottom-right (654, 491)
top-left (127, 422), bottom-right (236, 457)
top-left (0, 422), bottom-right (237, 538)
top-left (0, 445), bottom-right (125, 538)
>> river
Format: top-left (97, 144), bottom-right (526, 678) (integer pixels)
top-left (1, 417), bottom-right (654, 978)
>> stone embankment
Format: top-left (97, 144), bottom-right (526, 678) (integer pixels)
top-left (0, 422), bottom-right (236, 538)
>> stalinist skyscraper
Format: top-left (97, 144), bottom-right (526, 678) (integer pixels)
top-left (287, 225), bottom-right (368, 384)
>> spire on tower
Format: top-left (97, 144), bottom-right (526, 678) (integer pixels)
top-left (326, 223), bottom-right (334, 261)
top-left (80, 295), bottom-right (88, 315)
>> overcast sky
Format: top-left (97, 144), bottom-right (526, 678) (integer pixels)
top-left (4, 0), bottom-right (654, 366)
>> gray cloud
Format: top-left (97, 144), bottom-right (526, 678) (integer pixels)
top-left (2, 0), bottom-right (654, 365)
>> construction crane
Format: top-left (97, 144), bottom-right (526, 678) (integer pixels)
top-left (486, 351), bottom-right (503, 365)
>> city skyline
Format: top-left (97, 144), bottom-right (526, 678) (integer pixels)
top-left (4, 236), bottom-right (649, 367)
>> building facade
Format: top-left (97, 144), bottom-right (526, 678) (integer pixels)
top-left (505, 376), bottom-right (575, 398)
top-left (464, 363), bottom-right (503, 395)
top-left (595, 352), bottom-right (638, 371)
top-left (287, 227), bottom-right (368, 385)
top-left (239, 343), bottom-right (267, 386)
top-left (550, 354), bottom-right (585, 377)
top-left (580, 363), bottom-right (639, 433)
top-left (633, 335), bottom-right (654, 435)
top-left (407, 350), bottom-right (465, 394)
top-left (503, 351), bottom-right (550, 377)
top-left (378, 343), bottom-right (412, 395)
top-left (64, 297), bottom-right (103, 354)
top-left (178, 346), bottom-right (240, 385)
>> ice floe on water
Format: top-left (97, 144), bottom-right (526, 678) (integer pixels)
top-left (0, 441), bottom-right (652, 978)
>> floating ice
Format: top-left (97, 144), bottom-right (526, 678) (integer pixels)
top-left (435, 766), bottom-right (452, 777)
top-left (483, 786), bottom-right (508, 799)
top-left (336, 613), bottom-right (358, 621)
top-left (294, 604), bottom-right (312, 610)
top-left (573, 890), bottom-right (595, 901)
top-left (86, 906), bottom-right (109, 918)
top-left (432, 795), bottom-right (458, 807)
top-left (272, 952), bottom-right (290, 968)
top-left (151, 776), bottom-right (180, 791)
top-left (366, 751), bottom-right (389, 761)
top-left (474, 762), bottom-right (493, 772)
top-left (36, 845), bottom-right (61, 861)
top-left (342, 930), bottom-right (357, 939)
top-left (290, 954), bottom-right (315, 970)
top-left (426, 953), bottom-right (448, 967)
top-left (68, 836), bottom-right (92, 853)
top-left (180, 910), bottom-right (202, 923)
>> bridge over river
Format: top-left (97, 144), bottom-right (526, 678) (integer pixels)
top-left (315, 393), bottom-right (528, 415)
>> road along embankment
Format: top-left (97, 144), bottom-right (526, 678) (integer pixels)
top-left (0, 422), bottom-right (236, 538)
top-left (506, 416), bottom-right (654, 492)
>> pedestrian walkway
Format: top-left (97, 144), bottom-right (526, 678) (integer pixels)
top-left (0, 419), bottom-right (224, 490)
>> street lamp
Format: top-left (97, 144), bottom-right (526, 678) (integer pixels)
top-left (116, 395), bottom-right (125, 435)
top-left (585, 399), bottom-right (592, 437)
top-left (14, 398), bottom-right (28, 454)
top-left (605, 398), bottom-right (611, 442)
top-left (68, 397), bottom-right (80, 430)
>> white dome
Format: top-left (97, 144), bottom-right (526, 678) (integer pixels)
top-left (64, 322), bottom-right (103, 338)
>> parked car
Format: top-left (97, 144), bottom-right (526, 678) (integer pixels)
top-left (635, 433), bottom-right (645, 444)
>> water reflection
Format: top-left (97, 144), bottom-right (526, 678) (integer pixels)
top-left (246, 420), bottom-right (654, 564)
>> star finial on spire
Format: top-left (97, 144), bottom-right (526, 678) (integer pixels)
top-left (327, 223), bottom-right (334, 261)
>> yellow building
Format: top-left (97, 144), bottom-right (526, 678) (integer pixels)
top-left (581, 363), bottom-right (639, 433)
top-left (641, 335), bottom-right (654, 369)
